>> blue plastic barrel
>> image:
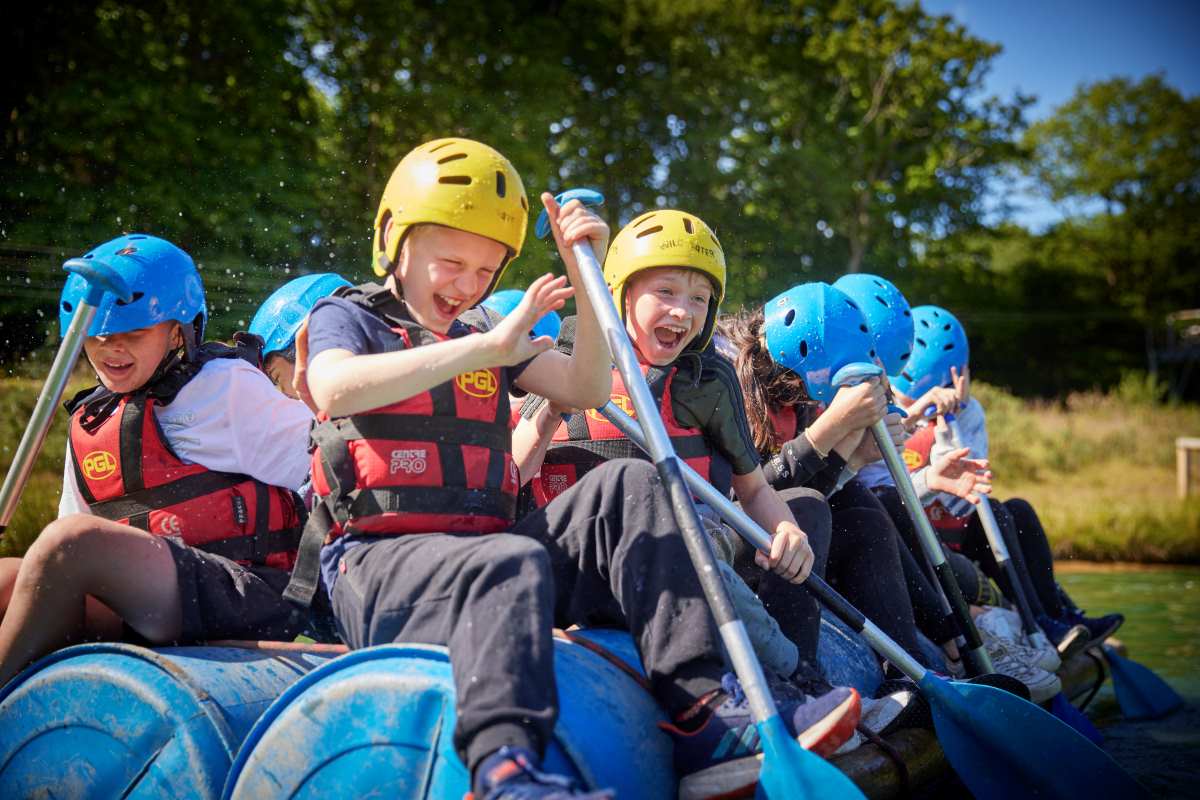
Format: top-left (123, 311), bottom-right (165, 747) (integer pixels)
top-left (225, 631), bottom-right (676, 799)
top-left (0, 642), bottom-right (338, 799)
top-left (817, 610), bottom-right (884, 698)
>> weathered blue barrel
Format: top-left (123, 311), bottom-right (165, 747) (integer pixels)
top-left (225, 629), bottom-right (676, 799)
top-left (817, 610), bottom-right (885, 697)
top-left (0, 642), bottom-right (338, 799)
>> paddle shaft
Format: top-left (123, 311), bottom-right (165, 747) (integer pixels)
top-left (569, 242), bottom-right (778, 725)
top-left (944, 415), bottom-right (1051, 650)
top-left (0, 298), bottom-right (100, 532)
top-left (598, 402), bottom-right (929, 682)
top-left (869, 419), bottom-right (994, 675)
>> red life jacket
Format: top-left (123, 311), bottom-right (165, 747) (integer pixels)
top-left (902, 424), bottom-right (969, 536)
top-left (66, 344), bottom-right (305, 570)
top-left (306, 284), bottom-right (518, 541)
top-left (531, 364), bottom-right (731, 507)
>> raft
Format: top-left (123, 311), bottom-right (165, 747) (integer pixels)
top-left (0, 641), bottom-right (339, 799)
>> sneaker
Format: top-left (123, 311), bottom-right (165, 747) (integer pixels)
top-left (667, 674), bottom-right (861, 800)
top-left (1039, 614), bottom-right (1092, 659)
top-left (976, 608), bottom-right (1061, 673)
top-left (471, 747), bottom-right (613, 800)
top-left (982, 637), bottom-right (1062, 704)
top-left (862, 678), bottom-right (931, 736)
top-left (1062, 608), bottom-right (1125, 644)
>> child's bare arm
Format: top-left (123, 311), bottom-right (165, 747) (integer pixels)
top-left (512, 400), bottom-right (578, 485)
top-left (732, 467), bottom-right (814, 584)
top-left (516, 194), bottom-right (612, 410)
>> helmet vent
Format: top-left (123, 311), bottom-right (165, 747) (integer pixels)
top-left (901, 370), bottom-right (914, 382)
top-left (915, 337), bottom-right (927, 348)
top-left (942, 323), bottom-right (951, 331)
top-left (115, 291), bottom-right (145, 307)
top-left (428, 141), bottom-right (454, 152)
top-left (873, 278), bottom-right (886, 288)
top-left (636, 225), bottom-right (664, 238)
top-left (846, 299), bottom-right (859, 310)
top-left (799, 340), bottom-right (808, 358)
top-left (904, 309), bottom-right (911, 317)
top-left (84, 253), bottom-right (94, 259)
top-left (874, 295), bottom-right (889, 307)
top-left (859, 324), bottom-right (869, 333)
top-left (495, 171), bottom-right (507, 197)
top-left (900, 351), bottom-right (910, 361)
top-left (61, 301), bottom-right (73, 313)
top-left (439, 176), bottom-right (472, 186)
top-left (683, 217), bottom-right (694, 234)
top-left (127, 235), bottom-right (146, 240)
top-left (634, 213), bottom-right (657, 228)
top-left (437, 153), bottom-right (468, 164)
top-left (943, 343), bottom-right (955, 351)
top-left (520, 196), bottom-right (528, 211)
top-left (920, 319), bottom-right (931, 328)
top-left (869, 349), bottom-right (877, 357)
top-left (783, 309), bottom-right (796, 327)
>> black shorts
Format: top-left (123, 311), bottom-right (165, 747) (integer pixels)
top-left (164, 537), bottom-right (309, 642)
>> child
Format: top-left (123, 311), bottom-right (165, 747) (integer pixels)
top-left (292, 139), bottom-right (858, 800)
top-left (890, 306), bottom-right (1123, 650)
top-left (517, 211), bottom-right (848, 696)
top-left (248, 272), bottom-right (351, 400)
top-left (0, 234), bottom-right (314, 688)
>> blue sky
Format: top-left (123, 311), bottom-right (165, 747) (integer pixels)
top-left (920, 0), bottom-right (1200, 229)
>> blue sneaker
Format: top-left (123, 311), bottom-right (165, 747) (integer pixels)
top-left (1062, 607), bottom-right (1124, 644)
top-left (1038, 614), bottom-right (1091, 659)
top-left (663, 674), bottom-right (860, 800)
top-left (470, 747), bottom-right (613, 800)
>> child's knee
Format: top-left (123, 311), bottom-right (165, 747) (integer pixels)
top-left (25, 514), bottom-right (101, 570)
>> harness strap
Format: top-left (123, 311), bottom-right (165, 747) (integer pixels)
top-left (87, 471), bottom-right (249, 520)
top-left (283, 502), bottom-right (333, 607)
top-left (344, 486), bottom-right (516, 524)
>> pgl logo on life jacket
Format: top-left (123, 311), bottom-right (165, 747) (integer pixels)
top-left (390, 448), bottom-right (429, 475)
top-left (902, 448), bottom-right (924, 471)
top-left (456, 369), bottom-right (498, 398)
top-left (588, 393), bottom-right (635, 422)
top-left (81, 450), bottom-right (118, 480)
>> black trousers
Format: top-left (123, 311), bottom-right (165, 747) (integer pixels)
top-left (329, 459), bottom-right (726, 773)
top-left (957, 498), bottom-right (1061, 619)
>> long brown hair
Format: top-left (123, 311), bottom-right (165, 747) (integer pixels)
top-left (718, 309), bottom-right (817, 458)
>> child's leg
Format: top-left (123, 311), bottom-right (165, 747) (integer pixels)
top-left (0, 558), bottom-right (20, 615)
top-left (740, 486), bottom-right (832, 667)
top-left (959, 507), bottom-right (1047, 617)
top-left (329, 532), bottom-right (557, 778)
top-left (0, 514), bottom-right (182, 686)
top-left (1000, 498), bottom-right (1063, 618)
top-left (713, 557), bottom-right (800, 679)
top-left (512, 459), bottom-right (729, 717)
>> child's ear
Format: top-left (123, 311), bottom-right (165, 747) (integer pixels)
top-left (169, 322), bottom-right (184, 350)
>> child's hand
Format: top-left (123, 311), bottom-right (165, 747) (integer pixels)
top-left (540, 192), bottom-right (610, 278)
top-left (486, 273), bottom-right (574, 367)
top-left (291, 319), bottom-right (320, 414)
top-left (928, 447), bottom-right (993, 504)
top-left (755, 522), bottom-right (814, 584)
top-left (904, 386), bottom-right (958, 426)
top-left (537, 399), bottom-right (581, 436)
top-left (825, 378), bottom-right (887, 434)
top-left (952, 366), bottom-right (970, 408)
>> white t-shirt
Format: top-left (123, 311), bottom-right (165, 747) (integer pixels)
top-left (59, 358), bottom-right (313, 517)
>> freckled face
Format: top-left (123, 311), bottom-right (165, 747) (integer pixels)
top-left (623, 267), bottom-right (713, 366)
top-left (83, 321), bottom-right (182, 394)
top-left (390, 223), bottom-right (508, 333)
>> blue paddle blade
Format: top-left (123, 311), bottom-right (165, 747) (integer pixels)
top-left (753, 714), bottom-right (865, 799)
top-left (1050, 692), bottom-right (1104, 745)
top-left (1104, 645), bottom-right (1183, 720)
top-left (919, 673), bottom-right (1148, 800)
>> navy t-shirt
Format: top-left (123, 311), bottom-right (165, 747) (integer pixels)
top-left (306, 294), bottom-right (532, 594)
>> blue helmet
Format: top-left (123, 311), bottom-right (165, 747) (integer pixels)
top-left (890, 305), bottom-right (969, 399)
top-left (249, 273), bottom-right (352, 359)
top-left (832, 273), bottom-right (914, 376)
top-left (762, 282), bottom-right (877, 404)
top-left (59, 234), bottom-right (207, 350)
top-left (480, 289), bottom-right (562, 341)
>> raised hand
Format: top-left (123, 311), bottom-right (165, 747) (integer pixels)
top-left (486, 272), bottom-right (574, 367)
top-left (540, 192), bottom-right (610, 280)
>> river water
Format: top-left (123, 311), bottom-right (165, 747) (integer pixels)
top-left (1057, 564), bottom-right (1200, 798)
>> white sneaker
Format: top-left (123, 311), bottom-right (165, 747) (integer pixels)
top-left (976, 608), bottom-right (1062, 672)
top-left (983, 637), bottom-right (1062, 703)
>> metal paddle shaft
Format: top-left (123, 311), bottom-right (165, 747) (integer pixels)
top-left (600, 402), bottom-right (1151, 800)
top-left (566, 242), bottom-right (864, 799)
top-left (944, 414), bottom-right (1051, 651)
top-left (0, 260), bottom-right (131, 533)
top-left (868, 418), bottom-right (993, 676)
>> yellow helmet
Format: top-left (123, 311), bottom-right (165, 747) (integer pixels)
top-left (604, 209), bottom-right (727, 350)
top-left (372, 138), bottom-right (529, 295)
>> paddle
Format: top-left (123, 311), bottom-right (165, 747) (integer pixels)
top-left (1104, 644), bottom-right (1183, 720)
top-left (828, 363), bottom-right (993, 677)
top-left (600, 401), bottom-right (1150, 800)
top-left (536, 190), bottom-right (865, 799)
top-left (0, 259), bottom-right (131, 536)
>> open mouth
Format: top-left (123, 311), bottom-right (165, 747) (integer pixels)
top-left (653, 324), bottom-right (689, 352)
top-left (101, 358), bottom-right (135, 379)
top-left (433, 293), bottom-right (465, 318)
